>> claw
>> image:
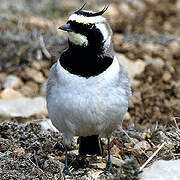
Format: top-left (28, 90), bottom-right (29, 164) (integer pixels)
top-left (63, 145), bottom-right (72, 176)
top-left (63, 166), bottom-right (72, 176)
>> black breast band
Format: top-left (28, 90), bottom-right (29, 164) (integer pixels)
top-left (60, 45), bottom-right (113, 78)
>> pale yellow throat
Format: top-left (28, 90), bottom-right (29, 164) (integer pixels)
top-left (68, 32), bottom-right (88, 46)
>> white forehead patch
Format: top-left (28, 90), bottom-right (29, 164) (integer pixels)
top-left (68, 13), bottom-right (106, 24)
top-left (68, 32), bottom-right (88, 46)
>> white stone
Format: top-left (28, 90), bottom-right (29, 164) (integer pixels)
top-left (0, 88), bottom-right (23, 99)
top-left (169, 40), bottom-right (180, 57)
top-left (116, 53), bottom-right (146, 79)
top-left (140, 160), bottom-right (180, 180)
top-left (2, 75), bottom-right (23, 89)
top-left (25, 68), bottom-right (45, 83)
top-left (0, 97), bottom-right (47, 118)
top-left (130, 0), bottom-right (145, 10)
top-left (144, 55), bottom-right (165, 68)
top-left (134, 140), bottom-right (151, 150)
top-left (143, 42), bottom-right (161, 52)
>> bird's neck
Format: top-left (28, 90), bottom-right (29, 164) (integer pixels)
top-left (59, 41), bottom-right (114, 78)
top-left (68, 40), bottom-right (105, 56)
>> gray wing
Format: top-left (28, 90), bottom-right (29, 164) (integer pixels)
top-left (117, 56), bottom-right (132, 100)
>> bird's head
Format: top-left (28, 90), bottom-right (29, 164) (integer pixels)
top-left (59, 1), bottom-right (112, 50)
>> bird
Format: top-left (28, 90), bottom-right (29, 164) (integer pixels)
top-left (46, 0), bottom-right (131, 175)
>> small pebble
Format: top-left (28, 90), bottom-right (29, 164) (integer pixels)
top-left (0, 88), bottom-right (23, 99)
top-left (134, 140), bottom-right (151, 150)
top-left (2, 75), bottom-right (23, 89)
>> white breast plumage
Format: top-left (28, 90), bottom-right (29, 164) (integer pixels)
top-left (47, 56), bottom-right (130, 145)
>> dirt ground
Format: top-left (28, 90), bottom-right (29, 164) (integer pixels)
top-left (0, 0), bottom-right (180, 179)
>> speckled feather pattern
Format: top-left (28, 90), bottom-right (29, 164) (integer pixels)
top-left (47, 56), bottom-right (131, 145)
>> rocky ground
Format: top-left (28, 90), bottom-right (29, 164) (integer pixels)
top-left (0, 0), bottom-right (180, 179)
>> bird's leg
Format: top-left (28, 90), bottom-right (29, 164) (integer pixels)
top-left (104, 137), bottom-right (114, 174)
top-left (63, 145), bottom-right (71, 176)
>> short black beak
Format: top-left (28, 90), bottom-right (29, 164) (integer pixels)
top-left (58, 23), bottom-right (72, 32)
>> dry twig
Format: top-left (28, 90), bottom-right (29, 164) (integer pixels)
top-left (139, 142), bottom-right (166, 171)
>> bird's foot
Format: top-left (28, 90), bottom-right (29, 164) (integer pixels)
top-left (104, 161), bottom-right (114, 174)
top-left (63, 166), bottom-right (72, 176)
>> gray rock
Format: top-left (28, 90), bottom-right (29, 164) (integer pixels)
top-left (140, 160), bottom-right (180, 180)
top-left (0, 97), bottom-right (47, 118)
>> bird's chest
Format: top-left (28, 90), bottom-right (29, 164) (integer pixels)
top-left (51, 75), bottom-right (124, 127)
top-left (54, 77), bottom-right (112, 116)
top-left (47, 59), bottom-right (129, 136)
